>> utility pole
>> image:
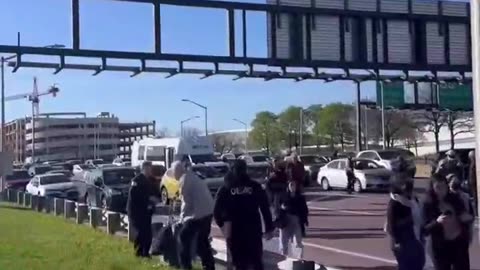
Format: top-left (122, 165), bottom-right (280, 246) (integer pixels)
top-left (355, 81), bottom-right (362, 152)
top-left (470, 0), bottom-right (480, 220)
top-left (380, 81), bottom-right (386, 149)
top-left (299, 108), bottom-right (304, 155)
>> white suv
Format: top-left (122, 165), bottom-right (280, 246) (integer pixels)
top-left (356, 149), bottom-right (416, 178)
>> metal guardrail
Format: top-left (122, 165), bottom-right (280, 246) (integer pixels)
top-left (0, 188), bottom-right (183, 243)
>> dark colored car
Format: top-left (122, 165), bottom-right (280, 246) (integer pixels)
top-left (84, 167), bottom-right (136, 212)
top-left (28, 165), bottom-right (53, 177)
top-left (6, 169), bottom-right (31, 191)
top-left (299, 155), bottom-right (328, 186)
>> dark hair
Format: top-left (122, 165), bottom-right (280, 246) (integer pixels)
top-left (232, 159), bottom-right (248, 180)
top-left (426, 173), bottom-right (448, 204)
top-left (390, 174), bottom-right (407, 194)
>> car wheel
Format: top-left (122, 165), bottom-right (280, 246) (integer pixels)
top-left (353, 179), bottom-right (363, 193)
top-left (321, 177), bottom-right (330, 191)
top-left (161, 187), bottom-right (170, 205)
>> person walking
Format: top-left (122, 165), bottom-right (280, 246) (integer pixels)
top-left (214, 159), bottom-right (274, 270)
top-left (127, 161), bottom-right (156, 258)
top-left (286, 152), bottom-right (305, 190)
top-left (448, 174), bottom-right (474, 245)
top-left (278, 181), bottom-right (308, 258)
top-left (436, 150), bottom-right (463, 179)
top-left (423, 174), bottom-right (473, 270)
top-left (386, 175), bottom-right (425, 270)
top-left (345, 157), bottom-right (355, 194)
top-left (173, 160), bottom-right (216, 270)
top-left (266, 159), bottom-right (288, 212)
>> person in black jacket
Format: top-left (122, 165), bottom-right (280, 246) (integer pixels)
top-left (386, 174), bottom-right (425, 270)
top-left (214, 159), bottom-right (274, 270)
top-left (127, 161), bottom-right (156, 258)
top-left (423, 174), bottom-right (473, 270)
top-left (278, 181), bottom-right (308, 258)
top-left (266, 159), bottom-right (288, 211)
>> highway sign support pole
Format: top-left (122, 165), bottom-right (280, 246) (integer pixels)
top-left (380, 81), bottom-right (386, 149)
top-left (355, 81), bottom-right (362, 152)
top-left (470, 0), bottom-right (480, 222)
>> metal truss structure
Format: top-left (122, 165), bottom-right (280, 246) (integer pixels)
top-left (0, 0), bottom-right (472, 84)
top-left (0, 0), bottom-right (474, 153)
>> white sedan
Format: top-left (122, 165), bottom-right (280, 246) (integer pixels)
top-left (317, 158), bottom-right (392, 193)
top-left (26, 174), bottom-right (87, 201)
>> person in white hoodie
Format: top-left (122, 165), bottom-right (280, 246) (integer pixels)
top-left (173, 160), bottom-right (215, 270)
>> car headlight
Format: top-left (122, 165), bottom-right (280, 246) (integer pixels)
top-left (39, 189), bottom-right (46, 196)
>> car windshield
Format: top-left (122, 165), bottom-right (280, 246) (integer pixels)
top-left (93, 160), bottom-right (105, 165)
top-left (354, 160), bottom-right (382, 170)
top-left (192, 166), bottom-right (221, 178)
top-left (301, 155), bottom-right (323, 164)
top-left (7, 170), bottom-right (30, 181)
top-left (103, 169), bottom-right (135, 185)
top-left (191, 154), bottom-right (217, 164)
top-left (247, 165), bottom-right (269, 179)
top-left (78, 164), bottom-right (95, 170)
top-left (48, 170), bottom-right (73, 176)
top-left (252, 156), bottom-right (268, 162)
top-left (35, 166), bottom-right (52, 174)
top-left (40, 175), bottom-right (71, 185)
top-left (378, 150), bottom-right (414, 160)
top-left (146, 146), bottom-right (165, 161)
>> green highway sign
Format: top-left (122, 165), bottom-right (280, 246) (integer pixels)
top-left (376, 82), bottom-right (473, 111)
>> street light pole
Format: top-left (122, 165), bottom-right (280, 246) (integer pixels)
top-left (233, 118), bottom-right (248, 154)
top-left (181, 99), bottom-right (208, 137)
top-left (0, 57), bottom-right (5, 192)
top-left (380, 81), bottom-right (386, 150)
top-left (355, 81), bottom-right (362, 152)
top-left (181, 116), bottom-right (200, 137)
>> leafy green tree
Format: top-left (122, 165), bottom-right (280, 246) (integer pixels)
top-left (305, 104), bottom-right (323, 149)
top-left (278, 106), bottom-right (306, 149)
top-left (249, 111), bottom-right (282, 155)
top-left (318, 103), bottom-right (354, 151)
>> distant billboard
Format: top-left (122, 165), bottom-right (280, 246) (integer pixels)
top-left (376, 82), bottom-right (473, 111)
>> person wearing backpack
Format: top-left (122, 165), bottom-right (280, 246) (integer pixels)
top-left (386, 174), bottom-right (425, 270)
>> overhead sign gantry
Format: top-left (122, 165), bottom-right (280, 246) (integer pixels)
top-left (0, 0), bottom-right (473, 151)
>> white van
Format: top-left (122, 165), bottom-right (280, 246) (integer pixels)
top-left (131, 136), bottom-right (223, 170)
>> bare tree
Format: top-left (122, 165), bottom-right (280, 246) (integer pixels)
top-left (445, 111), bottom-right (474, 149)
top-left (414, 110), bottom-right (446, 153)
top-left (156, 127), bottom-right (171, 137)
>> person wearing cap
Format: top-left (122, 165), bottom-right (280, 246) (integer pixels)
top-left (214, 159), bottom-right (274, 270)
top-left (173, 160), bottom-right (215, 270)
top-left (127, 161), bottom-right (156, 257)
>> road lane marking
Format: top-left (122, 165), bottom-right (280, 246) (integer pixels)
top-left (307, 205), bottom-right (381, 216)
top-left (302, 241), bottom-right (397, 265)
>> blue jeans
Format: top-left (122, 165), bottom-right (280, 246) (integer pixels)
top-left (394, 238), bottom-right (425, 270)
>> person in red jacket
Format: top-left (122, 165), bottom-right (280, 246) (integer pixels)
top-left (286, 153), bottom-right (305, 190)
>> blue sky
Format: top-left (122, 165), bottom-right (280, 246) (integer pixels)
top-left (0, 0), bottom-right (376, 133)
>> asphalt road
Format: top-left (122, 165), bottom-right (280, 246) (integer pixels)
top-left (298, 178), bottom-right (480, 270)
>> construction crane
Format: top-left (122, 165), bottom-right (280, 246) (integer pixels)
top-left (5, 77), bottom-right (60, 163)
top-left (5, 77), bottom-right (59, 116)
